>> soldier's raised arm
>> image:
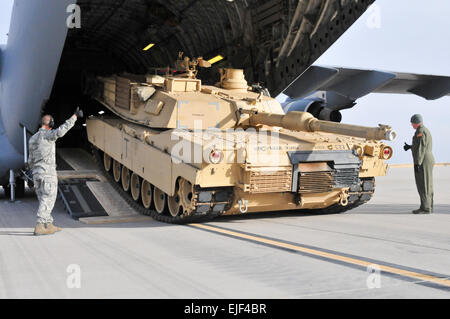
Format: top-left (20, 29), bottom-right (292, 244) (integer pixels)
top-left (45, 108), bottom-right (83, 141)
top-left (45, 115), bottom-right (77, 141)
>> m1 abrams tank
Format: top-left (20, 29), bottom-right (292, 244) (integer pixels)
top-left (86, 54), bottom-right (396, 223)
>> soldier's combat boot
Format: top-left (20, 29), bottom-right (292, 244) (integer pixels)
top-left (412, 209), bottom-right (431, 214)
top-left (46, 223), bottom-right (62, 233)
top-left (34, 223), bottom-right (54, 236)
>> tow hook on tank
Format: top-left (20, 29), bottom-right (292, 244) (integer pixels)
top-left (238, 199), bottom-right (248, 214)
top-left (339, 190), bottom-right (349, 207)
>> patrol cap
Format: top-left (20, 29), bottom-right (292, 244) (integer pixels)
top-left (410, 114), bottom-right (423, 124)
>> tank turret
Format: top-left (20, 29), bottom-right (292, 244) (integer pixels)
top-left (247, 111), bottom-right (397, 141)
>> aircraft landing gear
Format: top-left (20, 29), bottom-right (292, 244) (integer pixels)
top-left (2, 170), bottom-right (26, 201)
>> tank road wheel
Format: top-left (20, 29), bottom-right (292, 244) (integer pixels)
top-left (168, 193), bottom-right (181, 217)
top-left (178, 179), bottom-right (195, 215)
top-left (130, 173), bottom-right (141, 202)
top-left (168, 178), bottom-right (196, 217)
top-left (121, 166), bottom-right (131, 192)
top-left (153, 187), bottom-right (167, 214)
top-left (104, 153), bottom-right (112, 172)
top-left (113, 160), bottom-right (121, 183)
top-left (141, 180), bottom-right (152, 209)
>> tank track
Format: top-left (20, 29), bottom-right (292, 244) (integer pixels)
top-left (314, 178), bottom-right (375, 214)
top-left (91, 146), bottom-right (228, 224)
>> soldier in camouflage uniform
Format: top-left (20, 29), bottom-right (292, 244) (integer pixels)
top-left (28, 109), bottom-right (82, 235)
top-left (404, 114), bottom-right (435, 214)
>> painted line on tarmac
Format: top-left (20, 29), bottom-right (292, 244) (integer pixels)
top-left (189, 223), bottom-right (450, 291)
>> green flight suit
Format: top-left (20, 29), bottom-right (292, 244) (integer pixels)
top-left (411, 125), bottom-right (435, 212)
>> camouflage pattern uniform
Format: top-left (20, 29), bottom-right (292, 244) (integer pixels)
top-left (411, 124), bottom-right (435, 212)
top-left (28, 117), bottom-right (76, 224)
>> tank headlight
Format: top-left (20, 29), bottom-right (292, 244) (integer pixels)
top-left (381, 146), bottom-right (393, 160)
top-left (208, 150), bottom-right (224, 164)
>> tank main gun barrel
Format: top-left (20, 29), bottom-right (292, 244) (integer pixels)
top-left (248, 111), bottom-right (397, 141)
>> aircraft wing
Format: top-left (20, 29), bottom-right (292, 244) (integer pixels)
top-left (372, 71), bottom-right (450, 100)
top-left (284, 65), bottom-right (450, 101)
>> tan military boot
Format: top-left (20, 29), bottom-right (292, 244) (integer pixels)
top-left (46, 223), bottom-right (62, 233)
top-left (412, 209), bottom-right (431, 214)
top-left (34, 223), bottom-right (55, 236)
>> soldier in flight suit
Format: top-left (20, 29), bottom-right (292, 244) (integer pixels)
top-left (28, 108), bottom-right (83, 235)
top-left (404, 114), bottom-right (435, 214)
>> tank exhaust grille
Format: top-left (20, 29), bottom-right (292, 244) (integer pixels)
top-left (334, 168), bottom-right (360, 189)
top-left (298, 171), bottom-right (334, 194)
top-left (245, 166), bottom-right (293, 194)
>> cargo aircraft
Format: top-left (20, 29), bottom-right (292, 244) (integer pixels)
top-left (1, 0), bottom-right (449, 196)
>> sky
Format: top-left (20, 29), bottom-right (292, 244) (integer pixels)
top-left (0, 0), bottom-right (13, 45)
top-left (0, 0), bottom-right (449, 163)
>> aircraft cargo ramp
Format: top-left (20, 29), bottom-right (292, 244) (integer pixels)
top-left (56, 148), bottom-right (150, 224)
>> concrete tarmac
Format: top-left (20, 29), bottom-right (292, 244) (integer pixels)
top-left (0, 167), bottom-right (449, 298)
